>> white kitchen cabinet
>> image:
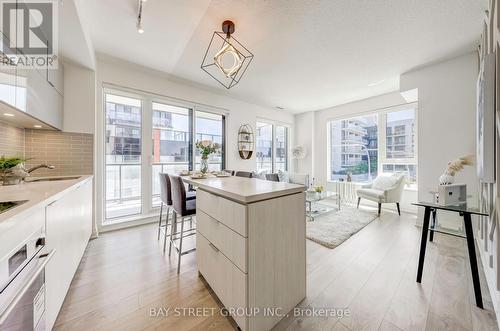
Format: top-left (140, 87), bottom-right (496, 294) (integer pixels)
top-left (45, 178), bottom-right (92, 330)
top-left (0, 33), bottom-right (18, 110)
top-left (16, 66), bottom-right (63, 129)
top-left (48, 64), bottom-right (64, 96)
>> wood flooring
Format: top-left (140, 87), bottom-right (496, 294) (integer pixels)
top-left (54, 209), bottom-right (499, 331)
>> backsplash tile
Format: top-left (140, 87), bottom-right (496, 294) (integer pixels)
top-left (0, 121), bottom-right (25, 157)
top-left (25, 130), bottom-right (93, 176)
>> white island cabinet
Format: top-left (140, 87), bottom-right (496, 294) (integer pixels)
top-left (45, 178), bottom-right (93, 330)
top-left (184, 176), bottom-right (306, 331)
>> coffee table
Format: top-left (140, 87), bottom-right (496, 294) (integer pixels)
top-left (306, 190), bottom-right (340, 221)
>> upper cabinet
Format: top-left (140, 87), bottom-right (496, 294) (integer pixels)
top-left (0, 33), bottom-right (19, 110)
top-left (0, 0), bottom-right (64, 130)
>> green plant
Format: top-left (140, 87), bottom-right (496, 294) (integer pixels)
top-left (0, 156), bottom-right (27, 170)
top-left (195, 140), bottom-right (220, 159)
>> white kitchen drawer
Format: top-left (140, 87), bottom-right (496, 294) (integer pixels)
top-left (197, 190), bottom-right (247, 237)
top-left (197, 232), bottom-right (247, 330)
top-left (197, 210), bottom-right (246, 273)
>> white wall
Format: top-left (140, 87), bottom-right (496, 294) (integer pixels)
top-left (400, 52), bottom-right (479, 210)
top-left (63, 62), bottom-right (96, 134)
top-left (294, 111), bottom-right (315, 177)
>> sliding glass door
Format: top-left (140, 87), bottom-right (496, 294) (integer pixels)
top-left (103, 88), bottom-right (226, 224)
top-left (195, 111), bottom-right (224, 172)
top-left (151, 102), bottom-right (192, 207)
top-left (105, 93), bottom-right (142, 219)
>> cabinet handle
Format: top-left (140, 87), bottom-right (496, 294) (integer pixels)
top-left (209, 243), bottom-right (219, 252)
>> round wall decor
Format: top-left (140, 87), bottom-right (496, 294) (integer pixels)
top-left (238, 124), bottom-right (254, 159)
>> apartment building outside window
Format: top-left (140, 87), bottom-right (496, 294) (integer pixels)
top-left (327, 105), bottom-right (417, 185)
top-left (104, 88), bottom-right (226, 224)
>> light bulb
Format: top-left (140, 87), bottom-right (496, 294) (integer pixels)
top-left (213, 42), bottom-right (243, 78)
top-left (137, 22), bottom-right (144, 34)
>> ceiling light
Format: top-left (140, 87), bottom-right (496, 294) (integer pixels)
top-left (137, 22), bottom-right (144, 34)
top-left (33, 125), bottom-right (42, 128)
top-left (136, 0), bottom-right (145, 34)
top-left (368, 79), bottom-right (386, 87)
top-left (201, 20), bottom-right (254, 89)
top-left (3, 113), bottom-right (14, 117)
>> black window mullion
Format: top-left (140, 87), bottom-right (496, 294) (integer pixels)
top-left (221, 115), bottom-right (226, 170)
top-left (188, 109), bottom-right (194, 171)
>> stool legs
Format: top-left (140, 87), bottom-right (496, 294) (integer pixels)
top-left (157, 202), bottom-right (163, 240)
top-left (177, 216), bottom-right (185, 273)
top-left (168, 212), bottom-right (177, 256)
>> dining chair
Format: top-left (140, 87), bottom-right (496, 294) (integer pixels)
top-left (235, 171), bottom-right (253, 178)
top-left (265, 173), bottom-right (279, 182)
top-left (158, 173), bottom-right (195, 250)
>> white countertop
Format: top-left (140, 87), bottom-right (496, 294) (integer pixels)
top-left (0, 175), bottom-right (93, 225)
top-left (183, 176), bottom-right (306, 204)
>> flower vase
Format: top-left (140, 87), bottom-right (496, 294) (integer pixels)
top-left (200, 157), bottom-right (209, 175)
top-left (439, 171), bottom-right (455, 185)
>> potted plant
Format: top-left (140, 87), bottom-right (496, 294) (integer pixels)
top-left (0, 156), bottom-right (29, 185)
top-left (195, 140), bottom-right (220, 175)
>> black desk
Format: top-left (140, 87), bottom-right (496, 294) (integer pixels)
top-left (412, 202), bottom-right (488, 309)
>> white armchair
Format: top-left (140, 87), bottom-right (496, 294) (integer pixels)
top-left (356, 173), bottom-right (406, 215)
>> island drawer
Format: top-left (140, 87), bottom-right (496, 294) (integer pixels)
top-left (197, 190), bottom-right (247, 237)
top-left (197, 232), bottom-right (247, 330)
top-left (197, 210), bottom-right (247, 273)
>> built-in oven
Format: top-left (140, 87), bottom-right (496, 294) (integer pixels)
top-left (0, 224), bottom-right (54, 331)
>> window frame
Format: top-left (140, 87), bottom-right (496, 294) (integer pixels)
top-left (256, 120), bottom-right (290, 173)
top-left (326, 102), bottom-right (418, 186)
top-left (101, 85), bottom-right (228, 227)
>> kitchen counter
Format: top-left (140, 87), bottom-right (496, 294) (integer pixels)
top-left (0, 175), bottom-right (93, 330)
top-left (0, 175), bottom-right (93, 225)
top-left (183, 176), bottom-right (305, 204)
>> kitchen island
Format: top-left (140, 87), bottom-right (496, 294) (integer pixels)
top-left (183, 176), bottom-right (306, 331)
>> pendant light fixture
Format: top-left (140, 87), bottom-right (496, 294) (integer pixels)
top-left (201, 20), bottom-right (254, 89)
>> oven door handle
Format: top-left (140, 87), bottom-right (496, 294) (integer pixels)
top-left (0, 249), bottom-right (55, 325)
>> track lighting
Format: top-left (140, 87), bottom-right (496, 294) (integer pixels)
top-left (136, 0), bottom-right (145, 34)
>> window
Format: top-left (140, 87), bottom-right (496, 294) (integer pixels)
top-left (104, 88), bottom-right (226, 224)
top-left (256, 122), bottom-right (289, 172)
top-left (151, 102), bottom-right (192, 207)
top-left (381, 108), bottom-right (417, 183)
top-left (328, 114), bottom-right (378, 182)
top-left (195, 111), bottom-right (224, 172)
top-left (105, 93), bottom-right (142, 219)
top-left (327, 105), bottom-right (417, 185)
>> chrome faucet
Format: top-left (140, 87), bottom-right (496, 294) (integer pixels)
top-left (27, 164), bottom-right (55, 173)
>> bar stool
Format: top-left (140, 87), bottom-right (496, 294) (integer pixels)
top-left (158, 173), bottom-right (195, 252)
top-left (167, 174), bottom-right (197, 272)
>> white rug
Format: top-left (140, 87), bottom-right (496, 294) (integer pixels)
top-left (306, 206), bottom-right (379, 249)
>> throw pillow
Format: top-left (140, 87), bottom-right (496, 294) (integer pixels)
top-left (372, 175), bottom-right (398, 191)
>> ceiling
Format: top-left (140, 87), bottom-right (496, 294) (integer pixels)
top-left (75, 0), bottom-right (485, 113)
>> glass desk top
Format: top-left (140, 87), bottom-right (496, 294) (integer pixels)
top-left (412, 201), bottom-right (488, 216)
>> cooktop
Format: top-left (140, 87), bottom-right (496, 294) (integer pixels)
top-left (0, 200), bottom-right (28, 214)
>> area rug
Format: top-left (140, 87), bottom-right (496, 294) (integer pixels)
top-left (306, 206), bottom-right (378, 248)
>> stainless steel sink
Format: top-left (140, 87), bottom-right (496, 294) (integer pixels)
top-left (26, 176), bottom-right (81, 182)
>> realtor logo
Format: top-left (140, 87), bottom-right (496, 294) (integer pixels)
top-left (0, 0), bottom-right (58, 68)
